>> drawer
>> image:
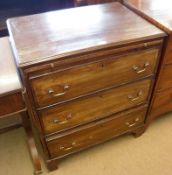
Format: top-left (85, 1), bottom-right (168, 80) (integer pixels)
top-left (31, 48), bottom-right (159, 107)
top-left (150, 88), bottom-right (172, 119)
top-left (0, 92), bottom-right (25, 117)
top-left (40, 79), bottom-right (151, 135)
top-left (157, 64), bottom-right (172, 90)
top-left (46, 105), bottom-right (147, 159)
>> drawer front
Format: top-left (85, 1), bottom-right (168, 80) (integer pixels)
top-left (157, 64), bottom-right (172, 90)
top-left (150, 88), bottom-right (172, 119)
top-left (46, 106), bottom-right (147, 158)
top-left (31, 49), bottom-right (159, 107)
top-left (0, 93), bottom-right (25, 117)
top-left (40, 79), bottom-right (151, 135)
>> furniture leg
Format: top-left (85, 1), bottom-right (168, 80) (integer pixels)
top-left (21, 111), bottom-right (42, 175)
top-left (46, 159), bottom-right (59, 171)
top-left (132, 126), bottom-right (146, 138)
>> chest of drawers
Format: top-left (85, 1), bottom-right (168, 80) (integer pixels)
top-left (7, 2), bottom-right (165, 171)
top-left (123, 0), bottom-right (172, 122)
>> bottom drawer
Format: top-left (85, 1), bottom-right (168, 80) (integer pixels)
top-left (46, 105), bottom-right (147, 159)
top-left (150, 88), bottom-right (172, 119)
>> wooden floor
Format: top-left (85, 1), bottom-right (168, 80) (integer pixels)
top-left (1, 113), bottom-right (172, 175)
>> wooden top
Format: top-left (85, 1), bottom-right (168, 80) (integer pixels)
top-left (123, 0), bottom-right (172, 34)
top-left (7, 2), bottom-right (165, 68)
top-left (0, 37), bottom-right (22, 97)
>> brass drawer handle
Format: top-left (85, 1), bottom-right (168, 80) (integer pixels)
top-left (53, 113), bottom-right (72, 125)
top-left (53, 119), bottom-right (60, 123)
top-left (126, 117), bottom-right (140, 128)
top-left (65, 147), bottom-right (73, 151)
top-left (53, 119), bottom-right (68, 125)
top-left (59, 146), bottom-right (65, 150)
top-left (48, 84), bottom-right (70, 97)
top-left (53, 92), bottom-right (66, 97)
top-left (133, 62), bottom-right (150, 74)
top-left (59, 141), bottom-right (76, 151)
top-left (48, 90), bottom-right (66, 97)
top-left (128, 90), bottom-right (143, 102)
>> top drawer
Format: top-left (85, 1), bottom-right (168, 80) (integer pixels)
top-left (31, 48), bottom-right (159, 108)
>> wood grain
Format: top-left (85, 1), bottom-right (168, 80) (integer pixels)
top-left (40, 79), bottom-right (151, 135)
top-left (156, 64), bottom-right (172, 91)
top-left (0, 93), bottom-right (25, 117)
top-left (7, 2), bottom-right (165, 68)
top-left (31, 48), bottom-right (159, 107)
top-left (46, 105), bottom-right (147, 159)
top-left (149, 89), bottom-right (172, 120)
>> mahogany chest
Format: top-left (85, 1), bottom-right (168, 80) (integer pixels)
top-left (7, 2), bottom-right (165, 170)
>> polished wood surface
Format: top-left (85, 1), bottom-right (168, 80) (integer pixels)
top-left (0, 37), bottom-right (22, 96)
top-left (7, 2), bottom-right (165, 68)
top-left (31, 48), bottom-right (159, 108)
top-left (123, 0), bottom-right (172, 33)
top-left (40, 79), bottom-right (151, 135)
top-left (46, 106), bottom-right (147, 158)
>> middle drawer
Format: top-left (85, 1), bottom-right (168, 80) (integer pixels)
top-left (31, 48), bottom-right (159, 107)
top-left (39, 79), bottom-right (151, 135)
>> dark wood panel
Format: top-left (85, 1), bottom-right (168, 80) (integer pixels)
top-left (149, 88), bottom-right (172, 120)
top-left (164, 36), bottom-right (172, 64)
top-left (40, 79), bottom-right (151, 135)
top-left (31, 48), bottom-right (159, 107)
top-left (0, 93), bottom-right (25, 117)
top-left (46, 105), bottom-right (147, 158)
top-left (156, 64), bottom-right (172, 91)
